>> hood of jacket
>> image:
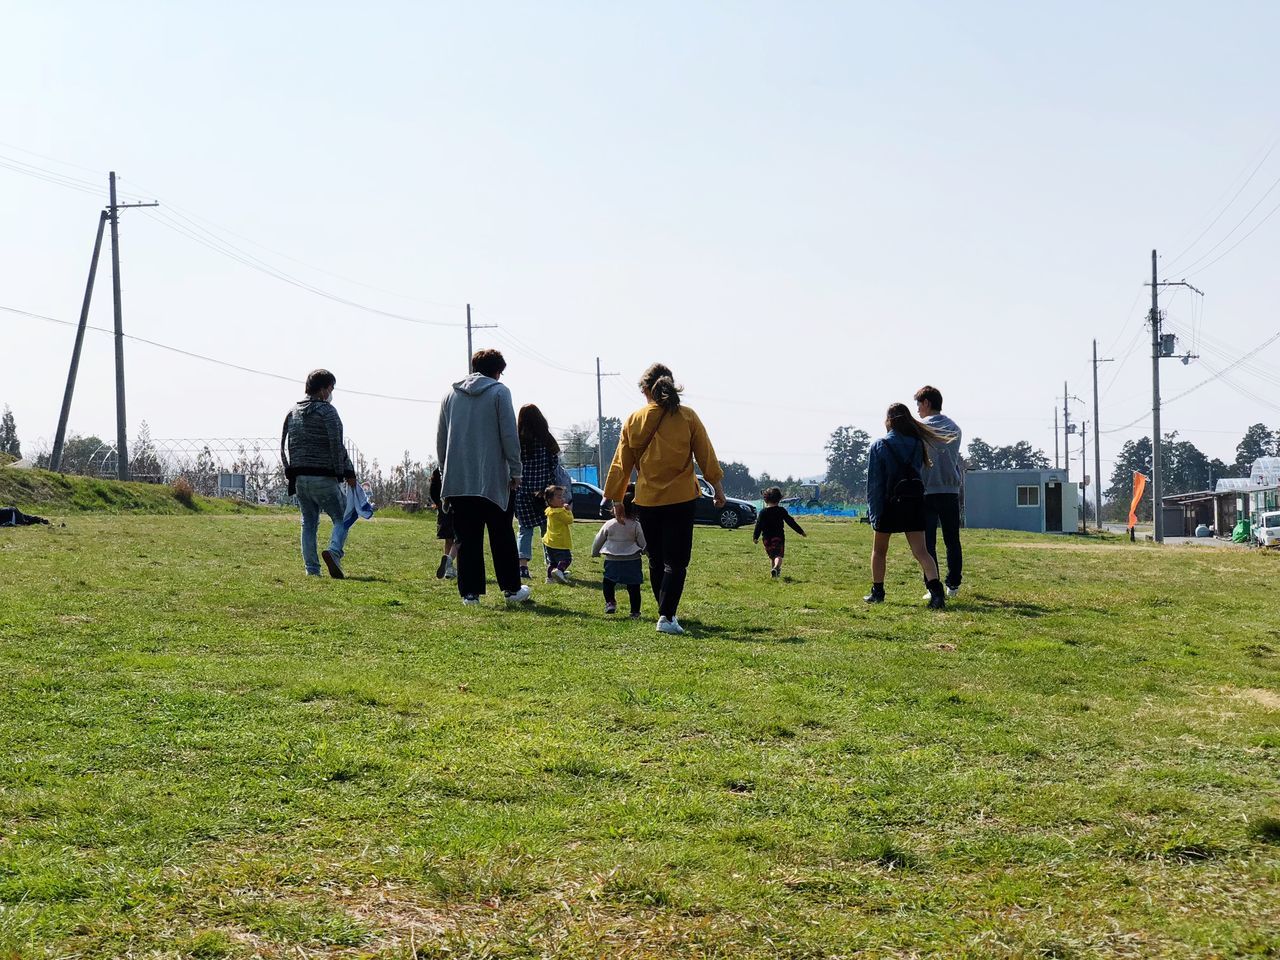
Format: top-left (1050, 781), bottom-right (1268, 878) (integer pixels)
top-left (452, 374), bottom-right (501, 397)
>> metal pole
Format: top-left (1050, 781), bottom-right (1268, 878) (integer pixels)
top-left (51, 210), bottom-right (109, 472)
top-left (596, 357), bottom-right (605, 484)
top-left (466, 303), bottom-right (473, 372)
top-left (1062, 382), bottom-right (1070, 483)
top-left (1054, 408), bottom-right (1059, 468)
top-left (1092, 338), bottom-right (1104, 530)
top-left (1080, 420), bottom-right (1088, 531)
top-left (1150, 249), bottom-right (1162, 542)
top-left (109, 172), bottom-right (129, 480)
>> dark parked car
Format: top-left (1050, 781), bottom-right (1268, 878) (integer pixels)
top-left (693, 477), bottom-right (756, 528)
top-left (603, 477), bottom-right (756, 529)
top-left (569, 481), bottom-right (609, 521)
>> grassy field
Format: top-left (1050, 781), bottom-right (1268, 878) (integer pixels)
top-left (1, 508), bottom-right (1278, 958)
top-left (0, 469), bottom-right (260, 515)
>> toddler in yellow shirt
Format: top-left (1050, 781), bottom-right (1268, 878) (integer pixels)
top-left (542, 485), bottom-right (575, 584)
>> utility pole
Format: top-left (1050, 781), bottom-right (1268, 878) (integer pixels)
top-left (102, 173), bottom-right (157, 481)
top-left (1062, 383), bottom-right (1083, 484)
top-left (595, 357), bottom-right (620, 484)
top-left (464, 303), bottom-right (498, 372)
top-left (1079, 420), bottom-right (1088, 531)
top-left (1054, 408), bottom-right (1059, 468)
top-left (51, 210), bottom-right (109, 472)
top-left (1146, 249), bottom-right (1203, 542)
top-left (1091, 339), bottom-right (1114, 531)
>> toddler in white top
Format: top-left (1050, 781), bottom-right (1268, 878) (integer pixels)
top-left (590, 492), bottom-right (647, 617)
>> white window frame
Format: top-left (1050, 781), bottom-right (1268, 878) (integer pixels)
top-left (1016, 485), bottom-right (1040, 508)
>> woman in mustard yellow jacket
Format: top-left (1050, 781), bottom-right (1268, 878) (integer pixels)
top-left (604, 363), bottom-right (725, 635)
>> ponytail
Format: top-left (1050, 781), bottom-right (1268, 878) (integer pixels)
top-left (639, 362), bottom-right (682, 412)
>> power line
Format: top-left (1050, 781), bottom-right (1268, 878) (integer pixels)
top-left (2, 304), bottom-right (439, 404)
top-left (1169, 167), bottom-right (1280, 277)
top-left (1163, 134), bottom-right (1280, 274)
top-left (139, 209), bottom-right (463, 328)
top-left (1100, 330), bottom-right (1280, 434)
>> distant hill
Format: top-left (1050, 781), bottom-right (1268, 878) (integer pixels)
top-left (0, 468), bottom-right (262, 515)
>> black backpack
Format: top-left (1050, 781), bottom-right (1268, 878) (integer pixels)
top-left (882, 440), bottom-right (925, 504)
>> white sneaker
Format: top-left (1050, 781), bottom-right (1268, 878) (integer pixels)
top-left (504, 585), bottom-right (532, 604)
top-left (922, 591), bottom-right (933, 601)
top-left (550, 568), bottom-right (569, 584)
top-left (461, 595), bottom-right (480, 606)
top-left (656, 616), bottom-right (685, 635)
top-left (444, 564), bottom-right (457, 580)
top-left (946, 586), bottom-right (960, 599)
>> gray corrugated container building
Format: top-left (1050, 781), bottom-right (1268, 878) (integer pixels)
top-left (964, 469), bottom-right (1080, 534)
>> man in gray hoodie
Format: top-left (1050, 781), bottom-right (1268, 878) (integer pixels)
top-left (436, 349), bottom-right (531, 605)
top-left (915, 385), bottom-right (963, 597)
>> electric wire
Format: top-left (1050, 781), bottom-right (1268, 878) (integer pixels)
top-left (1, 304), bottom-right (439, 404)
top-left (1167, 167), bottom-right (1280, 277)
top-left (1163, 134), bottom-right (1280, 274)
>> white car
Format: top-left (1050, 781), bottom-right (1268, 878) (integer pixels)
top-left (1254, 511), bottom-right (1280, 547)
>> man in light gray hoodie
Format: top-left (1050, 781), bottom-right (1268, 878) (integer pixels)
top-left (436, 349), bottom-right (531, 606)
top-left (915, 385), bottom-right (963, 597)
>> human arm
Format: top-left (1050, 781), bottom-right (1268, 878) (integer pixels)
top-left (435, 398), bottom-right (450, 481)
top-left (687, 409), bottom-right (726, 507)
top-left (866, 442), bottom-right (885, 521)
top-left (753, 512), bottom-right (763, 542)
top-left (633, 521), bottom-right (647, 553)
top-left (496, 386), bottom-right (522, 490)
top-left (784, 510), bottom-right (806, 537)
top-left (603, 415), bottom-right (636, 502)
top-left (325, 405), bottom-right (356, 485)
top-left (591, 523), bottom-right (608, 558)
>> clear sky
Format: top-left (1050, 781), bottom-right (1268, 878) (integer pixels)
top-left (4, 2), bottom-right (1280, 486)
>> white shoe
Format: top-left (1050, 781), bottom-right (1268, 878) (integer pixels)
top-left (504, 585), bottom-right (532, 604)
top-left (656, 616), bottom-right (685, 635)
top-left (550, 568), bottom-right (568, 584)
top-left (946, 586), bottom-right (960, 599)
top-left (444, 565), bottom-right (457, 580)
top-left (461, 595), bottom-right (480, 606)
top-left (922, 591), bottom-right (933, 601)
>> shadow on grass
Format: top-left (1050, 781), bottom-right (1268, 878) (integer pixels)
top-left (679, 621), bottom-right (791, 642)
top-left (966, 598), bottom-right (1054, 618)
top-left (342, 575), bottom-right (389, 583)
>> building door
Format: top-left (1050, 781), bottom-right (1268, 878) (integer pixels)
top-left (1045, 482), bottom-right (1062, 532)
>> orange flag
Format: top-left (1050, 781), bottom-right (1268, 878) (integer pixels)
top-left (1128, 471), bottom-right (1148, 529)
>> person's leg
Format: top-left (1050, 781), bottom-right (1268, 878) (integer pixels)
top-left (939, 493), bottom-right (963, 588)
top-left (517, 524), bottom-right (535, 571)
top-left (626, 583), bottom-right (642, 616)
top-left (638, 506), bottom-right (667, 604)
top-left (451, 498), bottom-right (487, 597)
top-left (317, 481), bottom-right (350, 567)
top-left (905, 530), bottom-right (941, 582)
top-left (603, 579), bottom-right (617, 610)
top-left (657, 500), bottom-right (696, 620)
top-left (922, 495), bottom-right (941, 584)
top-left (297, 483), bottom-right (322, 575)
top-left (870, 531), bottom-right (890, 584)
top-left (485, 496), bottom-right (523, 594)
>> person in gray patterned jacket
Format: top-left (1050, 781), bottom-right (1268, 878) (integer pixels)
top-left (281, 369), bottom-right (356, 578)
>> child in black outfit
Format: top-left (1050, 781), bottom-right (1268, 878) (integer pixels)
top-left (753, 487), bottom-right (806, 578)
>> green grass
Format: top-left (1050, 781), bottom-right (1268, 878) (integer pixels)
top-left (1, 511), bottom-right (1278, 958)
top-left (0, 467), bottom-right (261, 515)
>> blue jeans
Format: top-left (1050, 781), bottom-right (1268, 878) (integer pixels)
top-left (517, 520), bottom-right (546, 564)
top-left (297, 475), bottom-right (350, 575)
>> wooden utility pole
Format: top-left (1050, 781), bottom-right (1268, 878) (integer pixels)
top-left (1054, 408), bottom-right (1059, 468)
top-left (1146, 250), bottom-right (1203, 542)
top-left (51, 210), bottom-right (109, 472)
top-left (106, 171), bottom-right (158, 481)
top-left (595, 357), bottom-right (619, 484)
top-left (464, 303), bottom-right (497, 372)
top-left (1091, 339), bottom-right (1113, 531)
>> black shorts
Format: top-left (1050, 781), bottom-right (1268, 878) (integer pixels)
top-left (872, 498), bottom-right (926, 534)
top-left (436, 510), bottom-right (455, 541)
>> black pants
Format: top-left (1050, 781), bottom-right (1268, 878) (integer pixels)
top-left (603, 580), bottom-right (642, 614)
top-left (637, 498), bottom-right (698, 619)
top-left (450, 495), bottom-right (521, 598)
top-left (923, 492), bottom-right (963, 588)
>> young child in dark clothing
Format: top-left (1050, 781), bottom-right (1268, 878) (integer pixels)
top-left (753, 487), bottom-right (806, 578)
